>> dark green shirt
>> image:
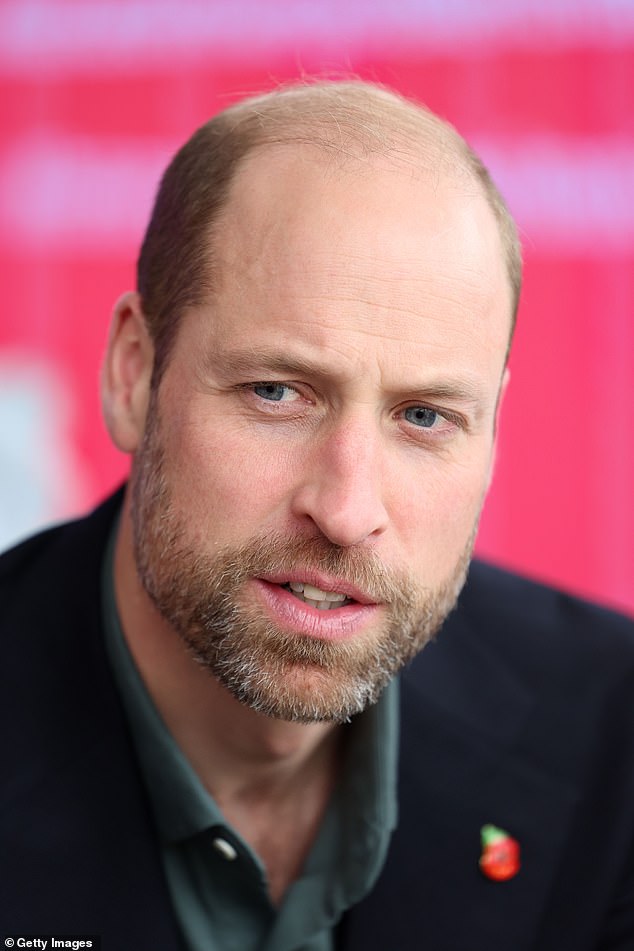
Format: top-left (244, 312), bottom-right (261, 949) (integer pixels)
top-left (102, 527), bottom-right (399, 951)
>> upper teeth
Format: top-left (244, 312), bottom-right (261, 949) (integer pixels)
top-left (288, 582), bottom-right (348, 602)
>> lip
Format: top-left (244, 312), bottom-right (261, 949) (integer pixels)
top-left (256, 569), bottom-right (378, 606)
top-left (252, 578), bottom-right (381, 641)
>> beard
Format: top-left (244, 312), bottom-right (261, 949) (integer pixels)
top-left (130, 399), bottom-right (475, 724)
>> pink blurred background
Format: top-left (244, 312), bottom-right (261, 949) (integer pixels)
top-left (0, 0), bottom-right (632, 616)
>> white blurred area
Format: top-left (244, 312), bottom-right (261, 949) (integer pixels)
top-left (0, 355), bottom-right (90, 552)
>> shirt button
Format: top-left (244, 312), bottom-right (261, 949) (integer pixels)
top-left (212, 837), bottom-right (238, 861)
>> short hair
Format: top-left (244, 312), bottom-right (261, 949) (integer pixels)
top-left (137, 80), bottom-right (522, 380)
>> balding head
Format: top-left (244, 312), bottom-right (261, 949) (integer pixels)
top-left (137, 80), bottom-right (521, 379)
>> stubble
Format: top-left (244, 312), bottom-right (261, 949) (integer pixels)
top-left (130, 400), bottom-right (474, 723)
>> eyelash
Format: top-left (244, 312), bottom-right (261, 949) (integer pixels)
top-left (239, 382), bottom-right (465, 437)
top-left (252, 382), bottom-right (301, 401)
top-left (404, 405), bottom-right (466, 430)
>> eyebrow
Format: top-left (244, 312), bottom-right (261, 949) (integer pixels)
top-left (211, 346), bottom-right (487, 409)
top-left (214, 348), bottom-right (331, 380)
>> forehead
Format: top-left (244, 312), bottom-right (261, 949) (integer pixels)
top-left (220, 146), bottom-right (505, 283)
top-left (201, 144), bottom-right (511, 373)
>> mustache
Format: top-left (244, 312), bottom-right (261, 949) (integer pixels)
top-left (173, 530), bottom-right (420, 607)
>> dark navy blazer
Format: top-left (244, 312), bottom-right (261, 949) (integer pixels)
top-left (2, 492), bottom-right (634, 949)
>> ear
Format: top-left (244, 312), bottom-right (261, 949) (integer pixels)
top-left (101, 291), bottom-right (155, 453)
top-left (486, 367), bottom-right (510, 491)
top-left (494, 367), bottom-right (510, 437)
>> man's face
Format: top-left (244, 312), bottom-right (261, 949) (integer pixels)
top-left (131, 147), bottom-right (511, 723)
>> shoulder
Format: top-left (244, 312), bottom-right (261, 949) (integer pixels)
top-left (456, 559), bottom-right (634, 683)
top-left (0, 488), bottom-right (123, 605)
top-left (0, 489), bottom-right (124, 738)
top-left (0, 488), bottom-right (127, 809)
top-left (462, 559), bottom-right (632, 638)
top-left (401, 559), bottom-right (634, 753)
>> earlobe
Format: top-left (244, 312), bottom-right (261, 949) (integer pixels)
top-left (101, 291), bottom-right (155, 453)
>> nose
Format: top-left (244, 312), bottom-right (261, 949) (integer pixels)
top-left (290, 416), bottom-right (389, 547)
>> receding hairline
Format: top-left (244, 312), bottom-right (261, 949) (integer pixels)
top-left (210, 81), bottom-right (520, 323)
top-left (137, 79), bottom-right (522, 379)
top-left (210, 81), bottom-right (482, 176)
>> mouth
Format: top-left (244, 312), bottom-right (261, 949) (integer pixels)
top-left (280, 581), bottom-right (355, 611)
top-left (253, 573), bottom-right (379, 640)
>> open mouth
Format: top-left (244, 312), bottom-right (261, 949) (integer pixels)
top-left (281, 581), bottom-right (355, 611)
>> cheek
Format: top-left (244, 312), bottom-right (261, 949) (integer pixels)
top-left (387, 453), bottom-right (490, 576)
top-left (162, 410), bottom-right (297, 536)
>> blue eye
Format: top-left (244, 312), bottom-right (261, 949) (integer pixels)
top-left (404, 406), bottom-right (440, 428)
top-left (253, 383), bottom-right (297, 402)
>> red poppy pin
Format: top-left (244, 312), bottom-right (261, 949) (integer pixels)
top-left (479, 824), bottom-right (521, 881)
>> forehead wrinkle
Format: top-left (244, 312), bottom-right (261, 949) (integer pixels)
top-left (282, 302), bottom-right (493, 364)
top-left (263, 256), bottom-right (498, 332)
top-left (222, 250), bottom-right (501, 338)
top-left (229, 238), bottom-right (496, 293)
top-left (294, 292), bottom-right (487, 330)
